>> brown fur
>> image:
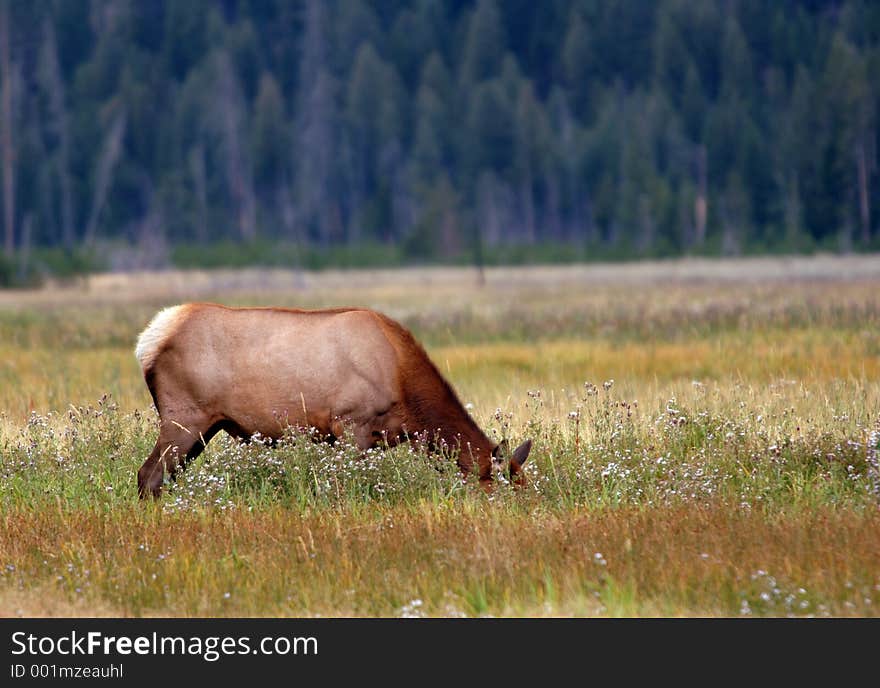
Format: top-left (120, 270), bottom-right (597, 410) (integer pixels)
top-left (135, 303), bottom-right (531, 498)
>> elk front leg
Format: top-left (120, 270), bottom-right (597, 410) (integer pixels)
top-left (138, 415), bottom-right (215, 499)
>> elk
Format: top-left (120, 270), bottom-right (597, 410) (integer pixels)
top-left (134, 303), bottom-right (532, 498)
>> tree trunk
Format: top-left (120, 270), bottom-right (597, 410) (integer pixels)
top-left (856, 141), bottom-right (871, 244)
top-left (694, 144), bottom-right (708, 246)
top-left (83, 108), bottom-right (127, 246)
top-left (638, 194), bottom-right (655, 253)
top-left (17, 213), bottom-right (31, 280)
top-left (521, 173), bottom-right (535, 244)
top-left (473, 223), bottom-right (486, 287)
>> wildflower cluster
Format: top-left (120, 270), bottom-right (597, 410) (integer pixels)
top-left (164, 427), bottom-right (465, 512)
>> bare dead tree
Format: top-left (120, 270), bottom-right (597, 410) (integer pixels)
top-left (855, 133), bottom-right (874, 244)
top-left (694, 144), bottom-right (708, 247)
top-left (720, 174), bottom-right (748, 256)
top-left (83, 107), bottom-right (127, 246)
top-left (17, 212), bottom-right (31, 279)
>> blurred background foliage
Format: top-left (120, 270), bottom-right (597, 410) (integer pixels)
top-left (0, 0), bottom-right (879, 284)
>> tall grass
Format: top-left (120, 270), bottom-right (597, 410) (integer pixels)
top-left (0, 258), bottom-right (878, 616)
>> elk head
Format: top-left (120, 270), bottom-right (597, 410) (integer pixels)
top-left (492, 438), bottom-right (533, 487)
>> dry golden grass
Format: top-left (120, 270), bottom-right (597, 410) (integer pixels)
top-left (3, 329), bottom-right (878, 426)
top-left (1, 504), bottom-right (878, 617)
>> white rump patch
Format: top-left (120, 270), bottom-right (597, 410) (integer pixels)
top-left (134, 305), bottom-right (187, 371)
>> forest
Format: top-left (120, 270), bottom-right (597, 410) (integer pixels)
top-left (0, 0), bottom-right (879, 280)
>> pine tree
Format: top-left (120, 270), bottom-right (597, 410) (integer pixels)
top-left (822, 32), bottom-right (874, 243)
top-left (0, 0), bottom-right (877, 266)
top-left (561, 8), bottom-right (594, 118)
top-left (0, 1), bottom-right (16, 255)
top-left (719, 14), bottom-right (754, 104)
top-left (514, 80), bottom-right (548, 243)
top-left (294, 0), bottom-right (340, 245)
top-left (38, 17), bottom-right (75, 248)
top-left (252, 72), bottom-right (287, 191)
top-left (459, 0), bottom-right (506, 86)
top-left (346, 43), bottom-right (403, 240)
top-left (824, 33), bottom-right (875, 243)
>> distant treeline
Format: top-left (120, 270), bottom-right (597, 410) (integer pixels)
top-left (0, 0), bottom-right (879, 281)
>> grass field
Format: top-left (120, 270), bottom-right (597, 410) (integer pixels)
top-left (1, 255), bottom-right (879, 617)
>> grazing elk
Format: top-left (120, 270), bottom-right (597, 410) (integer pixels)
top-left (134, 303), bottom-right (532, 498)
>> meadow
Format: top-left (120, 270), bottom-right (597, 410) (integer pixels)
top-left (0, 255), bottom-right (879, 617)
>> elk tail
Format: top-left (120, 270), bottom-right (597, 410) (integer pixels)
top-left (134, 304), bottom-right (187, 373)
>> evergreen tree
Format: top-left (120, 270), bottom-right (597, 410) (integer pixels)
top-left (459, 0), bottom-right (506, 86)
top-left (561, 8), bottom-right (594, 118)
top-left (0, 0), bottom-right (878, 270)
top-left (346, 42), bottom-right (403, 240)
top-left (252, 72), bottom-right (287, 192)
top-left (294, 0), bottom-right (340, 245)
top-left (824, 32), bottom-right (875, 243)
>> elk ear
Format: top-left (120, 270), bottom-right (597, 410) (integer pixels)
top-left (510, 439), bottom-right (532, 467)
top-left (493, 439), bottom-right (510, 459)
